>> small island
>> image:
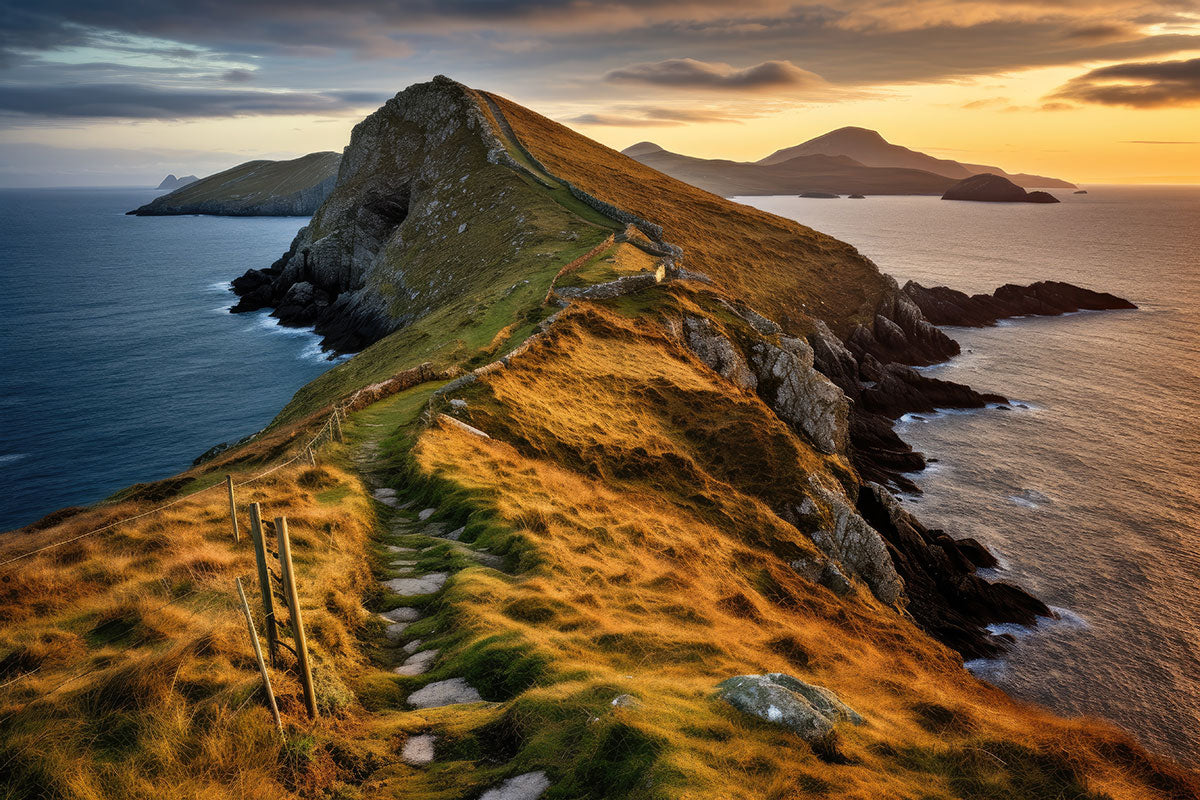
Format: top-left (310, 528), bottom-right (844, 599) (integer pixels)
top-left (156, 173), bottom-right (197, 191)
top-left (942, 173), bottom-right (1060, 203)
top-left (799, 191), bottom-right (839, 198)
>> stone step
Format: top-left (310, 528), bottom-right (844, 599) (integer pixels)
top-left (393, 648), bottom-right (439, 676)
top-left (401, 734), bottom-right (436, 766)
top-left (380, 607), bottom-right (420, 623)
top-left (402, 638), bottom-right (424, 654)
top-left (384, 573), bottom-right (448, 596)
top-left (479, 772), bottom-right (551, 800)
top-left (407, 677), bottom-right (483, 708)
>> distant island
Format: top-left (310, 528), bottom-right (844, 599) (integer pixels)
top-left (156, 173), bottom-right (197, 191)
top-left (942, 173), bottom-right (1060, 203)
top-left (621, 127), bottom-right (1075, 198)
top-left (129, 151), bottom-right (340, 216)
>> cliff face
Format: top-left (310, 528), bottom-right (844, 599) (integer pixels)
top-left (128, 152), bottom-right (340, 216)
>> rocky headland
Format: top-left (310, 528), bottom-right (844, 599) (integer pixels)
top-left (129, 151), bottom-right (340, 216)
top-left (942, 172), bottom-right (1060, 203)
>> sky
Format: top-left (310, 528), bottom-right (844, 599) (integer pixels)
top-left (1, 1), bottom-right (1199, 186)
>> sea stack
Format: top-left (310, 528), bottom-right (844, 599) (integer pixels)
top-left (943, 173), bottom-right (1060, 203)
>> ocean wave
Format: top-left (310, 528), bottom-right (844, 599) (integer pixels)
top-left (206, 281), bottom-right (233, 293)
top-left (1008, 488), bottom-right (1053, 509)
top-left (0, 453), bottom-right (29, 467)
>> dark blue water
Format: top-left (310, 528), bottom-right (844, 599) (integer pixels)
top-left (0, 188), bottom-right (337, 531)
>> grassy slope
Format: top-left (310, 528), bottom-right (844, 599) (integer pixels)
top-left (0, 82), bottom-right (1194, 800)
top-left (140, 152), bottom-right (340, 210)
top-left (483, 91), bottom-right (892, 338)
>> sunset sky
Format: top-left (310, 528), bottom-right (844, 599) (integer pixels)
top-left (2, 1), bottom-right (1199, 186)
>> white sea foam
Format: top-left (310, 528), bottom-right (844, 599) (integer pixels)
top-left (0, 453), bottom-right (29, 467)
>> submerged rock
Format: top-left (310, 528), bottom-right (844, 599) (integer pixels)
top-left (717, 673), bottom-right (862, 742)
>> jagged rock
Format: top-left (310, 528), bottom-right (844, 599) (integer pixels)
top-left (856, 483), bottom-right (1051, 659)
top-left (717, 673), bottom-right (862, 742)
top-left (790, 477), bottom-right (904, 606)
top-left (902, 280), bottom-right (1136, 327)
top-left (683, 316), bottom-right (756, 390)
top-left (407, 677), bottom-right (483, 708)
top-left (748, 336), bottom-right (848, 455)
top-left (479, 772), bottom-right (551, 800)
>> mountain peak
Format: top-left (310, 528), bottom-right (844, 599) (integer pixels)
top-left (621, 141), bottom-right (665, 156)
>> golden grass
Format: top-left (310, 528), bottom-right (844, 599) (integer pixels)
top-left (484, 91), bottom-right (892, 337)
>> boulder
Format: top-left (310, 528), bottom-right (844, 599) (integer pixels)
top-left (717, 673), bottom-right (862, 742)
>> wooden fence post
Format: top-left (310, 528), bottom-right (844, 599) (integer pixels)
top-left (307, 447), bottom-right (316, 466)
top-left (226, 475), bottom-right (240, 544)
top-left (333, 409), bottom-right (344, 443)
top-left (248, 503), bottom-right (278, 666)
top-left (235, 577), bottom-right (283, 736)
top-left (275, 515), bottom-right (318, 719)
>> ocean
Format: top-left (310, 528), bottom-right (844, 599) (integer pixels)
top-left (0, 188), bottom-right (339, 532)
top-left (741, 187), bottom-right (1200, 767)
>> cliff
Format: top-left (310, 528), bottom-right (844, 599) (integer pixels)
top-left (128, 152), bottom-right (340, 216)
top-left (1, 77), bottom-right (1192, 800)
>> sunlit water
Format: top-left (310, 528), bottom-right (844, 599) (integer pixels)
top-left (739, 187), bottom-right (1200, 766)
top-left (0, 188), bottom-right (340, 531)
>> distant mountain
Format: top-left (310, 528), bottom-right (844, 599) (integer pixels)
top-left (758, 127), bottom-right (1074, 189)
top-left (156, 174), bottom-right (198, 191)
top-left (621, 141), bottom-right (954, 196)
top-left (129, 152), bottom-right (341, 216)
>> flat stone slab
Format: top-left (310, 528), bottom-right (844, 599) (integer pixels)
top-left (407, 677), bottom-right (483, 708)
top-left (471, 551), bottom-right (505, 570)
top-left (446, 526), bottom-right (465, 541)
top-left (479, 772), bottom-right (551, 800)
top-left (418, 508), bottom-right (437, 521)
top-left (401, 734), bottom-right (436, 765)
top-left (386, 545), bottom-right (417, 554)
top-left (385, 622), bottom-right (409, 640)
top-left (374, 488), bottom-right (397, 498)
top-left (391, 559), bottom-right (418, 569)
top-left (393, 649), bottom-right (439, 676)
top-left (381, 607), bottom-right (420, 623)
top-left (403, 638), bottom-right (424, 654)
top-left (385, 573), bottom-right (448, 595)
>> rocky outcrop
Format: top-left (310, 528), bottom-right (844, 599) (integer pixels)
top-left (942, 173), bottom-right (1060, 203)
top-left (156, 174), bottom-right (197, 191)
top-left (857, 483), bottom-right (1051, 658)
top-left (129, 152), bottom-right (339, 216)
top-left (716, 673), bottom-right (863, 742)
top-left (902, 280), bottom-right (1136, 327)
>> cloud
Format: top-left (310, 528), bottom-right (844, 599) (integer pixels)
top-left (961, 96), bottom-right (1010, 109)
top-left (563, 102), bottom-right (783, 127)
top-left (0, 83), bottom-right (386, 119)
top-left (1050, 56), bottom-right (1200, 107)
top-left (564, 113), bottom-right (685, 127)
top-left (222, 69), bottom-right (255, 83)
top-left (1122, 139), bottom-right (1200, 144)
top-left (605, 58), bottom-right (824, 90)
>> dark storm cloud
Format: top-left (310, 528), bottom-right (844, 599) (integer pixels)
top-left (605, 58), bottom-right (824, 90)
top-left (1051, 57), bottom-right (1200, 108)
top-left (0, 83), bottom-right (386, 118)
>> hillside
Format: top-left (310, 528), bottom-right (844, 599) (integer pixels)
top-left (621, 142), bottom-right (954, 196)
top-left (1, 77), bottom-right (1193, 800)
top-left (758, 127), bottom-right (1075, 189)
top-left (128, 152), bottom-right (341, 217)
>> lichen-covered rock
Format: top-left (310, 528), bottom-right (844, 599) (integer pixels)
top-left (717, 673), bottom-right (863, 742)
top-left (748, 336), bottom-right (848, 455)
top-left (683, 316), bottom-right (756, 390)
top-left (796, 477), bottom-right (905, 606)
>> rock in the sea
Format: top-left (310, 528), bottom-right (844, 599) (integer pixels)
top-left (942, 173), bottom-right (1059, 203)
top-left (717, 673), bottom-right (862, 742)
top-left (799, 191), bottom-right (839, 198)
top-left (902, 280), bottom-right (1136, 327)
top-left (156, 173), bottom-right (198, 191)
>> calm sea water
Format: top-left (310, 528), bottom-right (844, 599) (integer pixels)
top-left (0, 188), bottom-right (337, 532)
top-left (741, 187), bottom-right (1200, 767)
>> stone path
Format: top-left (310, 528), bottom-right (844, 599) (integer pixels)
top-left (353, 408), bottom-right (547, 798)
